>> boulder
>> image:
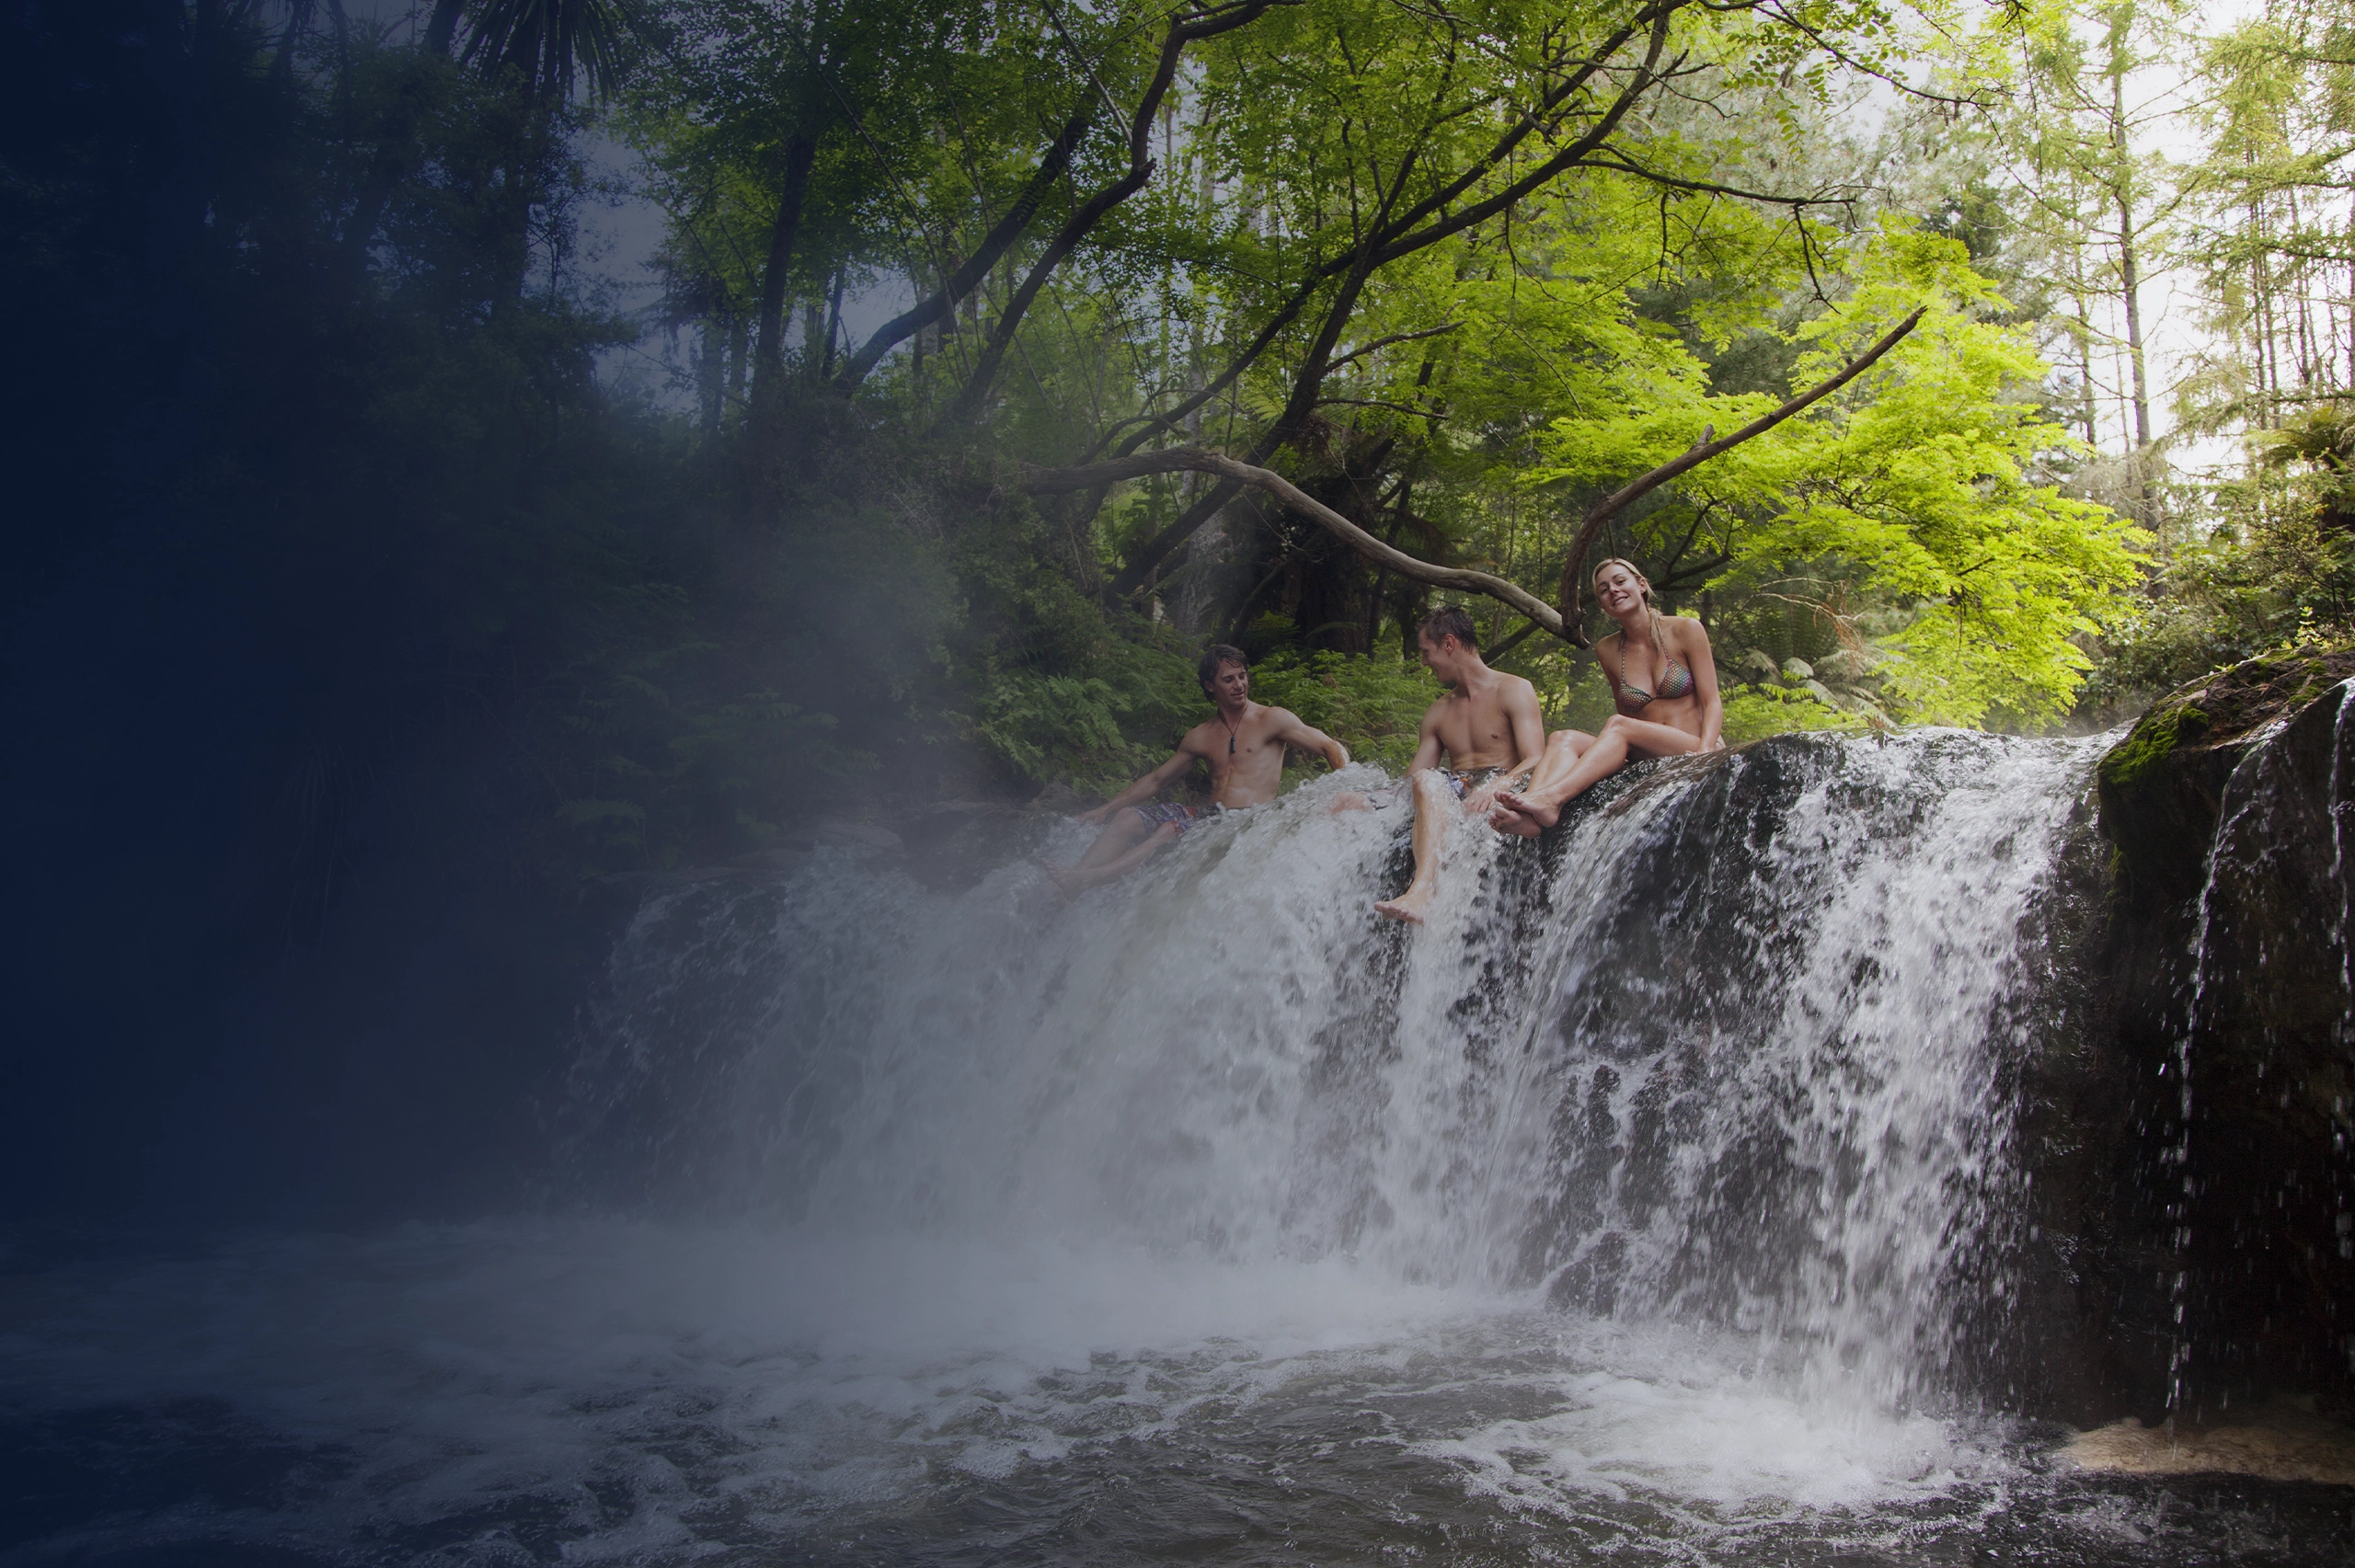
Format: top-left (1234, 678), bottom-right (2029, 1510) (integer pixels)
top-left (1779, 656), bottom-right (1814, 684)
top-left (1739, 648), bottom-right (1782, 686)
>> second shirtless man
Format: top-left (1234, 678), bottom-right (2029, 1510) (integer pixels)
top-left (1041, 643), bottom-right (1350, 897)
top-left (1373, 606), bottom-right (1545, 924)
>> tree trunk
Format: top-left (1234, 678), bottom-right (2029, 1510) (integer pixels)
top-left (752, 132), bottom-right (819, 414)
top-left (819, 266), bottom-right (845, 381)
top-left (424, 0), bottom-right (465, 57)
top-left (698, 315), bottom-right (725, 441)
top-left (727, 315), bottom-right (749, 417)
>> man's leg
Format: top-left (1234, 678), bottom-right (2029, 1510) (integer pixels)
top-left (1495, 715), bottom-right (1703, 830)
top-left (1041, 812), bottom-right (1180, 896)
top-left (1373, 770), bottom-right (1459, 924)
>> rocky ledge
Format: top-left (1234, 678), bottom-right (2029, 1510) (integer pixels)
top-left (2076, 651), bottom-right (2355, 1424)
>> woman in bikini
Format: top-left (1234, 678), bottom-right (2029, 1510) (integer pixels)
top-left (1491, 557), bottom-right (1724, 834)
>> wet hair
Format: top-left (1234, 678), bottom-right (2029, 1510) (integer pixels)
top-left (1418, 604), bottom-right (1480, 654)
top-left (1198, 644), bottom-right (1248, 692)
top-left (1591, 556), bottom-right (1671, 682)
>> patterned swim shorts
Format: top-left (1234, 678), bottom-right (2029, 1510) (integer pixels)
top-left (1443, 767), bottom-right (1507, 799)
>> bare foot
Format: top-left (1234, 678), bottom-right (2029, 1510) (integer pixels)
top-left (1034, 857), bottom-right (1078, 899)
top-left (1374, 889), bottom-right (1431, 924)
top-left (1493, 790), bottom-right (1561, 830)
top-left (1488, 803), bottom-right (1544, 838)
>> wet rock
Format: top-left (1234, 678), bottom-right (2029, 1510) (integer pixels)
top-left (2066, 1398), bottom-right (2355, 1483)
top-left (817, 821), bottom-right (904, 853)
top-left (2088, 650), bottom-right (2355, 1422)
top-left (1028, 780), bottom-right (1089, 814)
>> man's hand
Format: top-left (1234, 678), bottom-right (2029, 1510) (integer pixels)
top-left (1461, 763), bottom-right (1533, 818)
top-left (1076, 801), bottom-right (1119, 826)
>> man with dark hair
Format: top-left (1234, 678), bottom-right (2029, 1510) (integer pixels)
top-left (1373, 606), bottom-right (1545, 923)
top-left (1040, 644), bottom-right (1350, 897)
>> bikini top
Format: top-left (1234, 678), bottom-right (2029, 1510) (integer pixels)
top-left (1612, 638), bottom-right (1695, 715)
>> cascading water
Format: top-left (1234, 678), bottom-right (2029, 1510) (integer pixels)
top-left (9, 727), bottom-right (2352, 1566)
top-left (561, 729), bottom-right (2095, 1411)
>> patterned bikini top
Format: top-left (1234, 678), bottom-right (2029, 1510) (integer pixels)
top-left (1613, 641), bottom-right (1695, 715)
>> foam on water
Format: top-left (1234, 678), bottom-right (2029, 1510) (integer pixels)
top-left (0, 1219), bottom-right (2025, 1563)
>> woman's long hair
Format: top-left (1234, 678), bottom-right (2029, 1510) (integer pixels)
top-left (1591, 556), bottom-right (1671, 682)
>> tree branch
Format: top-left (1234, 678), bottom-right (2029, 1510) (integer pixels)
top-left (941, 3), bottom-right (1281, 427)
top-left (1028, 448), bottom-right (1565, 638)
top-left (1553, 306), bottom-right (1924, 640)
top-left (833, 108), bottom-right (1094, 390)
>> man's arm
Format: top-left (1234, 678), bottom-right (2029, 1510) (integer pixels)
top-left (1076, 738), bottom-right (1203, 825)
top-left (1407, 702), bottom-right (1445, 774)
top-left (1267, 708), bottom-right (1350, 773)
top-left (1462, 679), bottom-right (1545, 811)
top-left (1503, 677), bottom-right (1545, 774)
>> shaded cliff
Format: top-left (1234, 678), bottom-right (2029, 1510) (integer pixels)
top-left (2090, 652), bottom-right (2355, 1421)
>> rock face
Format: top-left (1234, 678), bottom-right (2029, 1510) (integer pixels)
top-left (2086, 652), bottom-right (2355, 1422)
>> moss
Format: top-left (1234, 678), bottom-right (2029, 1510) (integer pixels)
top-left (2097, 697), bottom-right (2207, 795)
top-left (2097, 647), bottom-right (2355, 797)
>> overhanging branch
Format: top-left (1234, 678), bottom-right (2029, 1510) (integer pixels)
top-left (1553, 306), bottom-right (1925, 639)
top-left (1025, 449), bottom-right (1565, 638)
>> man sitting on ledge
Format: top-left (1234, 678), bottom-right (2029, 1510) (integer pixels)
top-left (1040, 644), bottom-right (1350, 897)
top-left (1373, 606), bottom-right (1546, 924)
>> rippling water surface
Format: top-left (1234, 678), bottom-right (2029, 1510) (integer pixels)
top-left (7, 1223), bottom-right (2349, 1566)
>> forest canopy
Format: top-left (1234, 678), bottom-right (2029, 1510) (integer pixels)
top-left (9, 0), bottom-right (2353, 914)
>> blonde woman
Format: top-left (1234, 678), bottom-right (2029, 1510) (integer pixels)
top-left (1491, 558), bottom-right (1725, 834)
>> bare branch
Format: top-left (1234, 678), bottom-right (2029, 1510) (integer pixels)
top-left (1554, 306), bottom-right (1925, 639)
top-left (942, 3), bottom-right (1282, 426)
top-left (1326, 321), bottom-right (1463, 371)
top-left (834, 109), bottom-right (1094, 389)
top-left (1027, 448), bottom-right (1566, 637)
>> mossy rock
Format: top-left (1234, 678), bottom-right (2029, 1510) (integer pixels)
top-left (2100, 649), bottom-right (2355, 792)
top-left (2095, 693), bottom-right (2209, 794)
top-left (2097, 648), bottom-right (2355, 913)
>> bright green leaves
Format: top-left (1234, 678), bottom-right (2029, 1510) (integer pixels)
top-left (1526, 224), bottom-right (2144, 728)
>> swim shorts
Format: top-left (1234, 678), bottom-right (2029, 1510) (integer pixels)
top-left (1444, 767), bottom-right (1508, 799)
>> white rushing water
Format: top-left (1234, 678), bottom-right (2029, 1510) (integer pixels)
top-left (565, 729), bottom-right (2105, 1400)
top-left (3, 729), bottom-right (2162, 1566)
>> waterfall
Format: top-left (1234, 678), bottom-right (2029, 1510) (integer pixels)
top-left (29, 723), bottom-right (2355, 1567)
top-left (560, 727), bottom-right (2109, 1411)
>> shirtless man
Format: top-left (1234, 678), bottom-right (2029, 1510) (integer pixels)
top-left (1373, 606), bottom-right (1546, 924)
top-left (1040, 644), bottom-right (1350, 897)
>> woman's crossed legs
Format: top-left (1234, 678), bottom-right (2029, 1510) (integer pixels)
top-left (1490, 714), bottom-right (1708, 834)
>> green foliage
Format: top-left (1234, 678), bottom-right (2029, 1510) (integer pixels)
top-left (1247, 653), bottom-right (1442, 776)
top-left (974, 645), bottom-right (1205, 797)
top-left (1722, 687), bottom-right (1875, 744)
